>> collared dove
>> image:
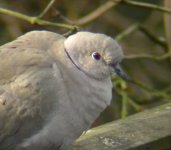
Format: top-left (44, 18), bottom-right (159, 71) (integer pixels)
top-left (0, 31), bottom-right (124, 150)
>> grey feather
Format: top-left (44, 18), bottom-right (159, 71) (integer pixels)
top-left (0, 31), bottom-right (123, 150)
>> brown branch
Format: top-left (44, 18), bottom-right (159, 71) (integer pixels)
top-left (163, 0), bottom-right (171, 60)
top-left (116, 23), bottom-right (167, 49)
top-left (139, 26), bottom-right (167, 48)
top-left (67, 0), bottom-right (122, 26)
top-left (0, 7), bottom-right (78, 30)
top-left (71, 0), bottom-right (171, 26)
top-left (127, 80), bottom-right (171, 100)
top-left (124, 52), bottom-right (171, 60)
top-left (121, 0), bottom-right (171, 13)
top-left (57, 0), bottom-right (171, 27)
top-left (1, 0), bottom-right (171, 31)
top-left (116, 23), bottom-right (139, 41)
top-left (38, 0), bottom-right (56, 19)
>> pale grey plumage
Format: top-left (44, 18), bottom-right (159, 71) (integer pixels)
top-left (0, 31), bottom-right (124, 150)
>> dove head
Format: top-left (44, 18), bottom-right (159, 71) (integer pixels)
top-left (64, 32), bottom-right (124, 80)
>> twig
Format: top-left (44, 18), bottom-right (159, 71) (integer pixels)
top-left (116, 24), bottom-right (171, 61)
top-left (127, 97), bottom-right (142, 111)
top-left (116, 23), bottom-right (167, 48)
top-left (38, 0), bottom-right (56, 19)
top-left (163, 0), bottom-right (171, 60)
top-left (116, 23), bottom-right (139, 41)
top-left (164, 86), bottom-right (171, 92)
top-left (124, 52), bottom-right (171, 60)
top-left (0, 7), bottom-right (78, 30)
top-left (128, 80), bottom-right (171, 100)
top-left (52, 8), bottom-right (77, 26)
top-left (113, 78), bottom-right (142, 113)
top-left (112, 77), bottom-right (129, 117)
top-left (113, 76), bottom-right (170, 105)
top-left (59, 0), bottom-right (171, 27)
top-left (121, 91), bottom-right (128, 118)
top-left (139, 26), bottom-right (167, 48)
top-left (121, 0), bottom-right (171, 13)
top-left (114, 84), bottom-right (142, 116)
top-left (73, 0), bottom-right (122, 26)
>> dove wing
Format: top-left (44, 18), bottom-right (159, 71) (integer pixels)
top-left (0, 31), bottom-right (65, 149)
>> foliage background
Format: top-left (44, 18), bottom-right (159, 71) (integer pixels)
top-left (0, 0), bottom-right (171, 127)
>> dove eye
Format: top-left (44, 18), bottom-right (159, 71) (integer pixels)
top-left (92, 52), bottom-right (101, 60)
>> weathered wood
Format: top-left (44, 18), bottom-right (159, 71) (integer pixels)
top-left (72, 103), bottom-right (171, 150)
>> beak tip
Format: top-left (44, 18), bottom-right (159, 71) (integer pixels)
top-left (113, 65), bottom-right (128, 81)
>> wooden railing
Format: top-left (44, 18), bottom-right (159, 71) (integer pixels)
top-left (72, 103), bottom-right (171, 150)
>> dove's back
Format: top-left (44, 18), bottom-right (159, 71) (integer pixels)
top-left (0, 31), bottom-right (67, 149)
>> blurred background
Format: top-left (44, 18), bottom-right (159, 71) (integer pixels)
top-left (0, 0), bottom-right (170, 127)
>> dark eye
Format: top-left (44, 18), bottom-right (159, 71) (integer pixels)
top-left (92, 52), bottom-right (101, 60)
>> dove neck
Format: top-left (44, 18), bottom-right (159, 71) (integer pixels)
top-left (59, 68), bottom-right (112, 134)
top-left (64, 47), bottom-right (81, 71)
top-left (49, 40), bottom-right (112, 133)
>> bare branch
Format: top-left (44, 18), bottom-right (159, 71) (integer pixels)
top-left (116, 23), bottom-right (167, 48)
top-left (116, 24), bottom-right (139, 41)
top-left (121, 0), bottom-right (171, 13)
top-left (58, 0), bottom-right (171, 27)
top-left (124, 52), bottom-right (171, 60)
top-left (1, 0), bottom-right (171, 31)
top-left (139, 26), bottom-right (167, 48)
top-left (127, 80), bottom-right (171, 100)
top-left (71, 0), bottom-right (122, 26)
top-left (0, 7), bottom-right (78, 30)
top-left (163, 0), bottom-right (171, 60)
top-left (38, 0), bottom-right (56, 19)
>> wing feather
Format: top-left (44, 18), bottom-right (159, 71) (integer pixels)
top-left (0, 31), bottom-right (64, 149)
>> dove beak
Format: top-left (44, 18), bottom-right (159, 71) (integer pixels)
top-left (111, 64), bottom-right (128, 80)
